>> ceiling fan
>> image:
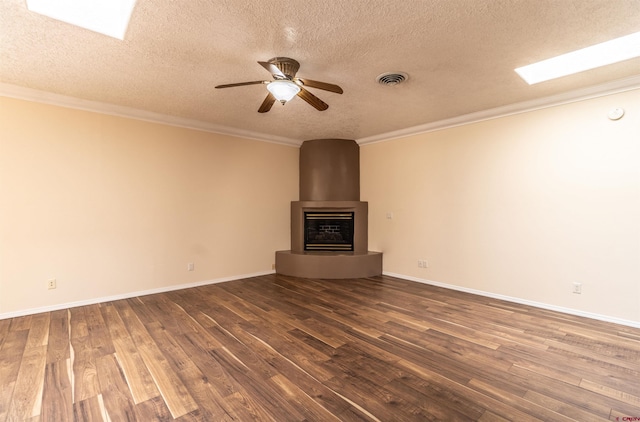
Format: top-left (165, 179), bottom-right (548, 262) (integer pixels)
top-left (215, 57), bottom-right (343, 113)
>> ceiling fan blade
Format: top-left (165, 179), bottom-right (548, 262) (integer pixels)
top-left (258, 61), bottom-right (286, 79)
top-left (297, 87), bottom-right (329, 111)
top-left (296, 78), bottom-right (343, 94)
top-left (215, 81), bottom-right (266, 89)
top-left (258, 93), bottom-right (276, 113)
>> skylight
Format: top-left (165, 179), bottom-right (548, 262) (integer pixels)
top-left (515, 31), bottom-right (640, 85)
top-left (26, 0), bottom-right (137, 40)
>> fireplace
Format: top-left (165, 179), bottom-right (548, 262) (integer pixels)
top-left (275, 139), bottom-right (382, 278)
top-left (304, 211), bottom-right (354, 251)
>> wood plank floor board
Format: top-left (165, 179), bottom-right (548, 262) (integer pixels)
top-left (522, 389), bottom-right (612, 422)
top-left (70, 334), bottom-right (100, 403)
top-left (175, 333), bottom-right (259, 421)
top-left (396, 358), bottom-right (545, 422)
top-left (41, 360), bottom-right (73, 421)
top-left (203, 347), bottom-right (308, 421)
top-left (478, 410), bottom-right (513, 422)
top-left (340, 328), bottom-right (405, 364)
top-left (94, 353), bottom-right (138, 421)
top-left (101, 303), bottom-right (161, 405)
top-left (381, 321), bottom-right (510, 373)
top-left (322, 374), bottom-right (403, 422)
top-left (144, 299), bottom-right (291, 421)
top-left (148, 331), bottom-right (241, 421)
top-left (544, 339), bottom-right (640, 375)
top-left (2, 274), bottom-right (640, 421)
top-left (269, 373), bottom-right (344, 422)
top-left (72, 395), bottom-right (106, 422)
top-left (376, 333), bottom-right (478, 386)
top-left (45, 310), bottom-right (69, 364)
top-left (112, 299), bottom-right (198, 418)
top-left (24, 314), bottom-right (49, 350)
top-left (543, 342), bottom-right (640, 391)
top-left (497, 343), bottom-right (640, 416)
top-left (240, 324), bottom-right (338, 383)
top-left (82, 304), bottom-right (115, 359)
top-left (579, 378), bottom-right (640, 408)
top-left (0, 383), bottom-right (15, 422)
top-left (436, 334), bottom-right (630, 418)
top-left (134, 395), bottom-right (174, 421)
top-left (287, 326), bottom-right (338, 358)
top-left (6, 345), bottom-right (47, 421)
top-left (384, 376), bottom-right (484, 421)
top-left (0, 320), bottom-right (11, 350)
top-left (138, 294), bottom-right (203, 337)
top-left (0, 330), bottom-right (29, 421)
top-left (467, 377), bottom-right (582, 422)
top-left (507, 363), bottom-right (628, 419)
top-left (133, 339), bottom-right (198, 418)
top-left (331, 342), bottom-right (405, 382)
top-left (215, 282), bottom-right (275, 314)
top-left (508, 359), bottom-right (582, 386)
top-left (8, 316), bottom-right (31, 333)
top-left (207, 287), bottom-right (276, 324)
top-left (308, 296), bottom-right (393, 331)
top-left (69, 307), bottom-right (89, 340)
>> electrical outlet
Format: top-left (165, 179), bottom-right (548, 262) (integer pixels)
top-left (47, 279), bottom-right (56, 290)
top-left (418, 260), bottom-right (423, 268)
top-left (572, 282), bottom-right (582, 294)
top-left (422, 260), bottom-right (429, 268)
top-left (187, 263), bottom-right (194, 271)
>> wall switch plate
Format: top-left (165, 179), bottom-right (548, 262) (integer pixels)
top-left (572, 282), bottom-right (582, 294)
top-left (47, 279), bottom-right (56, 289)
top-left (187, 263), bottom-right (194, 271)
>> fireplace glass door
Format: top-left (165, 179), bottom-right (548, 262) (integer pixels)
top-left (304, 211), bottom-right (354, 251)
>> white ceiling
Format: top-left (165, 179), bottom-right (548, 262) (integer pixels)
top-left (2, 0), bottom-right (640, 145)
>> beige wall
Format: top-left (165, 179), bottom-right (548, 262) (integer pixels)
top-left (0, 97), bottom-right (298, 315)
top-left (361, 89), bottom-right (640, 324)
top-left (2, 90), bottom-right (639, 325)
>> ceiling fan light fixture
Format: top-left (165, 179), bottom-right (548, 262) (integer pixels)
top-left (266, 80), bottom-right (301, 104)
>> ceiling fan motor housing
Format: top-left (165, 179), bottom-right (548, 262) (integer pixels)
top-left (269, 57), bottom-right (300, 79)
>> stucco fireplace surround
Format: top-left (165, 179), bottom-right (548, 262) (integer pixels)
top-left (275, 139), bottom-right (383, 278)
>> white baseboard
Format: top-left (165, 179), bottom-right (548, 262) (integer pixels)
top-left (0, 270), bottom-right (275, 320)
top-left (4, 270), bottom-right (638, 329)
top-left (383, 272), bottom-right (640, 329)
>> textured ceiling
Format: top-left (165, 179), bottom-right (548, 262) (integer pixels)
top-left (2, 0), bottom-right (640, 144)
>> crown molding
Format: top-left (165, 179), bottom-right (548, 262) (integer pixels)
top-left (3, 76), bottom-right (640, 148)
top-left (357, 75), bottom-right (640, 145)
top-left (0, 83), bottom-right (301, 147)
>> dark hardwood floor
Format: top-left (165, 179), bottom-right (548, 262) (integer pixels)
top-left (1, 274), bottom-right (639, 421)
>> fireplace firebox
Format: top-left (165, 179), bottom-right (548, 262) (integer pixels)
top-left (304, 211), bottom-right (354, 251)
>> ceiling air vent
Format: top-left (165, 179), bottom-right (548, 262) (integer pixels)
top-left (376, 72), bottom-right (408, 86)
